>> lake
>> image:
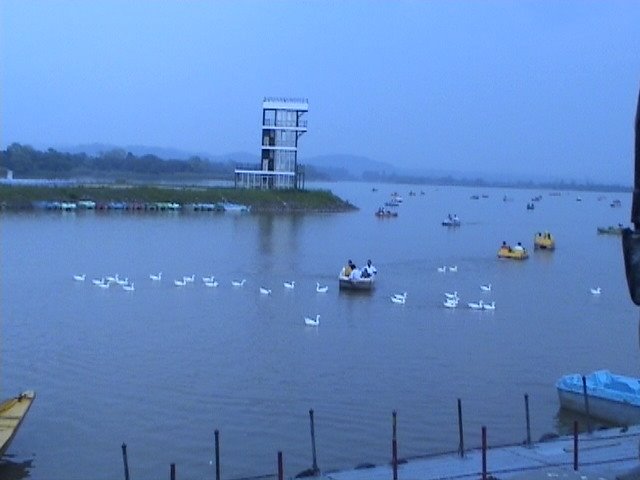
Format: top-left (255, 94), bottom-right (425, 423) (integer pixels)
top-left (1, 182), bottom-right (638, 480)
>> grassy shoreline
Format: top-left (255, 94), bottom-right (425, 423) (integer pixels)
top-left (0, 184), bottom-right (357, 213)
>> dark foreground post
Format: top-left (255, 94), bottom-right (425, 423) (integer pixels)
top-left (457, 398), bottom-right (464, 457)
top-left (121, 443), bottom-right (130, 480)
top-left (581, 375), bottom-right (592, 433)
top-left (392, 410), bottom-right (398, 480)
top-left (277, 451), bottom-right (284, 480)
top-left (573, 421), bottom-right (579, 471)
top-left (214, 430), bottom-right (221, 480)
top-left (481, 426), bottom-right (487, 480)
top-left (170, 463), bottom-right (176, 480)
top-left (309, 409), bottom-right (319, 474)
top-left (524, 393), bottom-right (532, 446)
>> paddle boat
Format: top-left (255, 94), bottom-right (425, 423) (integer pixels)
top-left (597, 225), bottom-right (624, 235)
top-left (0, 391), bottom-right (35, 457)
top-left (375, 208), bottom-right (398, 218)
top-left (534, 232), bottom-right (555, 250)
top-left (441, 214), bottom-right (461, 227)
top-left (497, 244), bottom-right (529, 260)
top-left (556, 370), bottom-right (640, 425)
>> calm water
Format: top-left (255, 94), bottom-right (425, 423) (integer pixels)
top-left (1, 183), bottom-right (638, 479)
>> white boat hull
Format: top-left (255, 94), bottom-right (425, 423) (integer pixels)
top-left (338, 276), bottom-right (375, 291)
top-left (557, 389), bottom-right (640, 425)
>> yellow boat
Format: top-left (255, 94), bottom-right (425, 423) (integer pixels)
top-left (534, 232), bottom-right (555, 250)
top-left (497, 246), bottom-right (529, 260)
top-left (0, 391), bottom-right (35, 457)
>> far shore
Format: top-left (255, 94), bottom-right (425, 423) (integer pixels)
top-left (0, 183), bottom-right (357, 213)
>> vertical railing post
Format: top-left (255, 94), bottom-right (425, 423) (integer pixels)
top-left (214, 429), bottom-right (221, 480)
top-left (170, 463), bottom-right (176, 480)
top-left (457, 398), bottom-right (464, 457)
top-left (121, 443), bottom-right (130, 480)
top-left (392, 410), bottom-right (398, 480)
top-left (573, 421), bottom-right (579, 471)
top-left (277, 451), bottom-right (284, 480)
top-left (581, 376), bottom-right (592, 433)
top-left (524, 393), bottom-right (532, 446)
top-left (481, 426), bottom-right (487, 480)
top-left (309, 409), bottom-right (319, 474)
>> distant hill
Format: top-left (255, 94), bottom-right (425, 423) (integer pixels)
top-left (301, 154), bottom-right (397, 177)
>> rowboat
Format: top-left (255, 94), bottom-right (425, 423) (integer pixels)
top-left (534, 232), bottom-right (555, 250)
top-left (0, 391), bottom-right (36, 457)
top-left (556, 370), bottom-right (640, 425)
top-left (497, 246), bottom-right (528, 260)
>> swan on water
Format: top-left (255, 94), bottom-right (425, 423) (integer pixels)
top-left (204, 280), bottom-right (219, 287)
top-left (316, 283), bottom-right (328, 293)
top-left (231, 279), bottom-right (246, 287)
top-left (97, 282), bottom-right (110, 289)
top-left (105, 275), bottom-right (117, 283)
top-left (150, 272), bottom-right (162, 281)
top-left (590, 287), bottom-right (602, 295)
top-left (392, 292), bottom-right (407, 301)
top-left (122, 283), bottom-right (135, 292)
top-left (202, 275), bottom-right (215, 283)
top-left (259, 287), bottom-right (272, 295)
top-left (444, 291), bottom-right (459, 300)
top-left (174, 278), bottom-right (187, 287)
top-left (391, 294), bottom-right (406, 304)
top-left (480, 283), bottom-right (492, 292)
top-left (116, 277), bottom-right (128, 286)
top-left (183, 274), bottom-right (195, 283)
top-left (448, 265), bottom-right (458, 272)
top-left (73, 274), bottom-right (86, 281)
top-left (482, 301), bottom-right (496, 310)
top-left (283, 281), bottom-right (295, 289)
top-left (468, 300), bottom-right (484, 310)
top-left (304, 314), bottom-right (320, 326)
top-left (92, 278), bottom-right (105, 285)
top-left (437, 266), bottom-right (447, 273)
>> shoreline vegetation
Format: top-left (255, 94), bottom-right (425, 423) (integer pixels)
top-left (0, 184), bottom-right (357, 213)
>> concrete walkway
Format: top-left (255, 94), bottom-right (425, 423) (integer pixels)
top-left (322, 426), bottom-right (640, 480)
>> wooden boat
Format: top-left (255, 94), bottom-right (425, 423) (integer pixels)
top-left (0, 391), bottom-right (35, 457)
top-left (597, 225), bottom-right (624, 235)
top-left (441, 218), bottom-right (461, 227)
top-left (497, 246), bottom-right (528, 260)
top-left (534, 232), bottom-right (555, 250)
top-left (556, 370), bottom-right (640, 425)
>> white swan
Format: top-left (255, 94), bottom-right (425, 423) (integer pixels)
top-left (122, 282), bottom-right (135, 292)
top-left (444, 291), bottom-right (459, 300)
top-left (437, 266), bottom-right (447, 273)
top-left (283, 281), bottom-right (295, 289)
top-left (97, 282), bottom-right (110, 289)
top-left (92, 277), bottom-right (105, 285)
top-left (391, 295), bottom-right (406, 304)
top-left (316, 282), bottom-right (328, 293)
top-left (183, 274), bottom-right (195, 283)
top-left (150, 272), bottom-right (162, 281)
top-left (590, 287), bottom-right (602, 295)
top-left (116, 277), bottom-right (128, 286)
top-left (480, 283), bottom-right (492, 292)
top-left (231, 279), bottom-right (246, 287)
top-left (105, 275), bottom-right (117, 283)
top-left (482, 301), bottom-right (496, 310)
top-left (259, 287), bottom-right (272, 295)
top-left (448, 265), bottom-right (458, 272)
top-left (204, 280), bottom-right (219, 288)
top-left (202, 275), bottom-right (215, 283)
top-left (73, 274), bottom-right (86, 281)
top-left (304, 314), bottom-right (320, 326)
top-left (174, 278), bottom-right (187, 287)
top-left (443, 299), bottom-right (459, 308)
top-left (468, 300), bottom-right (484, 310)
top-left (392, 292), bottom-right (407, 301)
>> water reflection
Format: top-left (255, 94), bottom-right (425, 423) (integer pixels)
top-left (0, 458), bottom-right (33, 480)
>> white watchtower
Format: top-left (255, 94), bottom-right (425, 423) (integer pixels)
top-left (235, 97), bottom-right (308, 189)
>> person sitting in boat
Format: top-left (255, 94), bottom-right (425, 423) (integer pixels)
top-left (343, 260), bottom-right (355, 277)
top-left (500, 240), bottom-right (510, 250)
top-left (513, 242), bottom-right (524, 252)
top-left (453, 214), bottom-right (459, 222)
top-left (362, 259), bottom-right (377, 278)
top-left (349, 266), bottom-right (362, 280)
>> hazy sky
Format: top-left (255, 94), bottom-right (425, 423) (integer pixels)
top-left (2, 1), bottom-right (639, 183)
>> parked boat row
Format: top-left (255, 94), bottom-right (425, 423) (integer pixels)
top-left (31, 201), bottom-right (250, 212)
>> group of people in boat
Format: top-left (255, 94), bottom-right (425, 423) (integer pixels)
top-left (342, 259), bottom-right (377, 280)
top-left (500, 241), bottom-right (525, 253)
top-left (535, 231), bottom-right (552, 240)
